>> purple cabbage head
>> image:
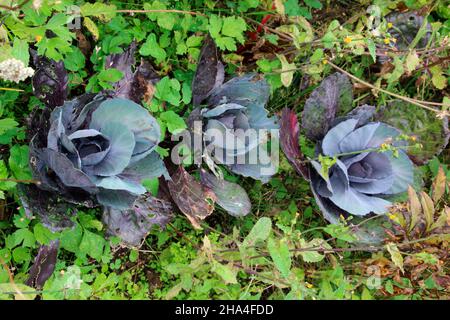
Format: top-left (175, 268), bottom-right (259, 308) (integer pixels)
top-left (29, 94), bottom-right (167, 210)
top-left (310, 118), bottom-right (414, 221)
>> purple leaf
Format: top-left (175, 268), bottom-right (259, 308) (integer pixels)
top-left (105, 43), bottom-right (160, 103)
top-left (280, 108), bottom-right (310, 180)
top-left (129, 59), bottom-right (160, 103)
top-left (192, 34), bottom-right (225, 106)
top-left (26, 240), bottom-right (59, 289)
top-left (31, 50), bottom-right (68, 108)
top-left (167, 166), bottom-right (216, 229)
top-left (105, 42), bottom-right (137, 99)
top-left (103, 194), bottom-right (173, 246)
top-left (301, 73), bottom-right (353, 141)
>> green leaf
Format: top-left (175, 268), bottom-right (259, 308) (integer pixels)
top-left (64, 47), bottom-right (85, 72)
top-left (139, 33), bottom-right (167, 63)
top-left (0, 160), bottom-right (16, 191)
top-left (267, 237), bottom-right (291, 278)
top-left (159, 110), bottom-right (186, 134)
top-left (304, 0), bottom-right (323, 9)
top-left (98, 68), bottom-right (123, 83)
top-left (221, 17), bottom-right (247, 43)
top-left (11, 38), bottom-right (29, 65)
top-left (208, 15), bottom-right (223, 38)
top-left (14, 228), bottom-right (35, 248)
top-left (34, 223), bottom-right (58, 245)
top-left (9, 145), bottom-right (32, 180)
top-left (79, 229), bottom-right (105, 261)
top-left (143, 1), bottom-right (176, 30)
top-left (299, 238), bottom-right (329, 262)
top-left (215, 36), bottom-right (237, 51)
top-left (212, 262), bottom-right (238, 284)
top-left (60, 223), bottom-right (83, 254)
top-left (155, 76), bottom-right (181, 106)
top-left (80, 2), bottom-right (117, 22)
top-left (284, 0), bottom-right (311, 18)
top-left (366, 39), bottom-right (376, 63)
top-left (0, 118), bottom-right (19, 135)
top-left (12, 246), bottom-right (30, 263)
top-left (242, 217), bottom-right (272, 247)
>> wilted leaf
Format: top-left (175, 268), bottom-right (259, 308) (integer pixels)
top-left (192, 35), bottom-right (224, 106)
top-left (167, 166), bottom-right (216, 229)
top-left (408, 186), bottom-right (421, 232)
top-left (432, 166), bottom-right (447, 203)
top-left (277, 54), bottom-right (295, 87)
top-left (385, 243), bottom-right (404, 273)
top-left (83, 17), bottom-right (99, 41)
top-left (130, 59), bottom-right (160, 104)
top-left (430, 65), bottom-right (447, 90)
top-left (200, 169), bottom-right (251, 217)
top-left (405, 50), bottom-right (420, 73)
top-left (301, 72), bottom-right (353, 141)
top-left (102, 194), bottom-right (173, 246)
top-left (26, 240), bottom-right (59, 289)
top-left (18, 184), bottom-right (77, 233)
top-left (375, 100), bottom-right (449, 165)
top-left (420, 191), bottom-right (435, 231)
top-left (280, 108), bottom-right (309, 179)
top-left (267, 237), bottom-right (291, 278)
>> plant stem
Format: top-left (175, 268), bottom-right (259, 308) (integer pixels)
top-left (327, 61), bottom-right (445, 113)
top-left (116, 9), bottom-right (207, 17)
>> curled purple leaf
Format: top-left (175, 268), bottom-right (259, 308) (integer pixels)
top-left (105, 42), bottom-right (137, 98)
top-left (103, 194), bottom-right (174, 246)
top-left (26, 240), bottom-right (59, 289)
top-left (31, 50), bottom-right (68, 108)
top-left (192, 34), bottom-right (225, 106)
top-left (301, 73), bottom-right (353, 141)
top-left (280, 108), bottom-right (309, 180)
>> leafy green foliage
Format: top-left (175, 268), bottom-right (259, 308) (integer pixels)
top-left (0, 0), bottom-right (448, 302)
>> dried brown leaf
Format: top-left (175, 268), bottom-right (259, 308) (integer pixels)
top-left (167, 166), bottom-right (216, 229)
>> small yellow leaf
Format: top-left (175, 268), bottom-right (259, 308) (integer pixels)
top-left (274, 0), bottom-right (285, 15)
top-left (431, 209), bottom-right (448, 231)
top-left (432, 166), bottom-right (447, 203)
top-left (405, 50), bottom-right (420, 73)
top-left (385, 243), bottom-right (404, 273)
top-left (83, 17), bottom-right (99, 41)
top-left (430, 65), bottom-right (447, 90)
top-left (277, 54), bottom-right (295, 87)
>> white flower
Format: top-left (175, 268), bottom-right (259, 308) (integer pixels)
top-left (0, 58), bottom-right (35, 83)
